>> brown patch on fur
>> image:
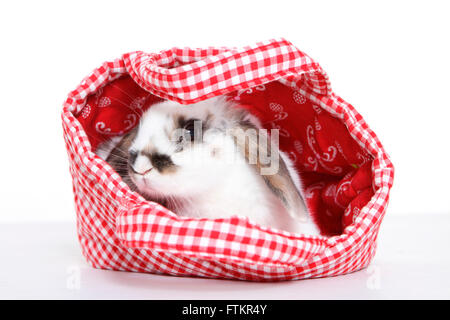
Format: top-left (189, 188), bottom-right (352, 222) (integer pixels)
top-left (175, 114), bottom-right (186, 129)
top-left (230, 110), bottom-right (306, 218)
top-left (141, 151), bottom-right (177, 174)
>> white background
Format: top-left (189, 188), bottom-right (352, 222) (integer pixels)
top-left (0, 0), bottom-right (449, 300)
top-left (1, 0), bottom-right (449, 222)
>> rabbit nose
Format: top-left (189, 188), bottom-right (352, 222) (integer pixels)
top-left (131, 155), bottom-right (153, 175)
top-left (134, 167), bottom-right (153, 175)
top-left (130, 165), bottom-right (153, 175)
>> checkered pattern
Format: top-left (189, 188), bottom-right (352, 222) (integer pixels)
top-left (122, 38), bottom-right (330, 105)
top-left (62, 38), bottom-right (394, 281)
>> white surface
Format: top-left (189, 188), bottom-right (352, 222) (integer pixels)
top-left (0, 1), bottom-right (450, 223)
top-left (1, 214), bottom-right (449, 300)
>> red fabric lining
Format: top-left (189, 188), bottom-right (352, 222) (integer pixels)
top-left (78, 76), bottom-right (163, 150)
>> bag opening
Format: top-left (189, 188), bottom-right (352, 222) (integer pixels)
top-left (74, 74), bottom-right (374, 236)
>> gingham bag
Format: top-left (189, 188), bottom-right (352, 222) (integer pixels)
top-left (62, 38), bottom-right (394, 281)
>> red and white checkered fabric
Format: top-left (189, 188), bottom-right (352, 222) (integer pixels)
top-left (62, 38), bottom-right (394, 281)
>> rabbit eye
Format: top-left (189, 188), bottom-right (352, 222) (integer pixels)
top-left (183, 119), bottom-right (197, 140)
top-left (173, 118), bottom-right (203, 152)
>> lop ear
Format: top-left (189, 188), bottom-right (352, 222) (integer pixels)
top-left (230, 110), bottom-right (308, 221)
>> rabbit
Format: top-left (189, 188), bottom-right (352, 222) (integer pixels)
top-left (100, 96), bottom-right (319, 235)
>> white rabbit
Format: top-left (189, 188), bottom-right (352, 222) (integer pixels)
top-left (101, 96), bottom-right (319, 235)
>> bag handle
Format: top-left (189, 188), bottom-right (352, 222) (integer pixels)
top-left (115, 200), bottom-right (328, 268)
top-left (122, 38), bottom-right (331, 105)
